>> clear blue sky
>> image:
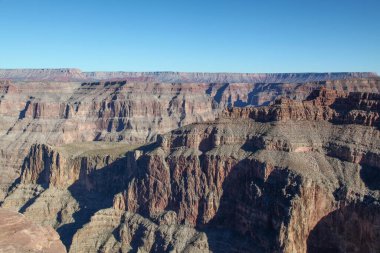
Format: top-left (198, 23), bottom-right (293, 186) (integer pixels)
top-left (0, 0), bottom-right (379, 73)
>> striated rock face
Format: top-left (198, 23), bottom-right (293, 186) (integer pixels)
top-left (0, 80), bottom-right (217, 201)
top-left (20, 142), bottom-right (133, 190)
top-left (307, 203), bottom-right (380, 253)
top-left (1, 76), bottom-right (379, 202)
top-left (1, 142), bottom-right (136, 249)
top-left (118, 120), bottom-right (380, 252)
top-left (3, 88), bottom-right (380, 252)
top-left (1, 68), bottom-right (380, 253)
top-left (224, 88), bottom-right (380, 128)
top-left (4, 142), bottom-right (260, 252)
top-left (0, 208), bottom-right (66, 253)
top-left (70, 209), bottom-right (209, 253)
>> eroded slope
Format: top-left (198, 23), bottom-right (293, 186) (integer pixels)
top-left (0, 208), bottom-right (66, 253)
top-left (2, 88), bottom-right (380, 252)
top-left (1, 76), bottom-right (379, 202)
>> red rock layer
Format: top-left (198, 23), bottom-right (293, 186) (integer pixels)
top-left (224, 87), bottom-right (380, 128)
top-left (2, 80), bottom-right (380, 253)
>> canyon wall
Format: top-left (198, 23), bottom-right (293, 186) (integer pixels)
top-left (2, 88), bottom-right (379, 252)
top-left (1, 70), bottom-right (380, 252)
top-left (1, 73), bottom-right (379, 201)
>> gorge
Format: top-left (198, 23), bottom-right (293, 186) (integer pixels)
top-left (0, 70), bottom-right (379, 253)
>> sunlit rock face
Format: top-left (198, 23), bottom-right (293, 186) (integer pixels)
top-left (0, 72), bottom-right (379, 200)
top-left (2, 86), bottom-right (380, 252)
top-left (0, 69), bottom-right (379, 252)
top-left (0, 208), bottom-right (67, 253)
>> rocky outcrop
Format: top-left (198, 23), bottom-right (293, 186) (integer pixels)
top-left (0, 208), bottom-right (66, 253)
top-left (1, 70), bottom-right (380, 253)
top-left (0, 80), bottom-right (217, 201)
top-left (4, 142), bottom-right (256, 253)
top-left (115, 120), bottom-right (380, 252)
top-left (224, 88), bottom-right (380, 128)
top-left (19, 143), bottom-right (130, 190)
top-left (0, 77), bottom-right (378, 192)
top-left (70, 209), bottom-right (209, 253)
top-left (1, 142), bottom-right (137, 250)
top-left (4, 89), bottom-right (379, 252)
top-left (0, 76), bottom-right (379, 199)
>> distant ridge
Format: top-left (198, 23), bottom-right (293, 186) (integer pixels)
top-left (0, 68), bottom-right (377, 83)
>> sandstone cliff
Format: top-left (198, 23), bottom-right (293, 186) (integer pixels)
top-left (1, 76), bottom-right (379, 203)
top-left (224, 88), bottom-right (380, 128)
top-left (3, 88), bottom-right (380, 252)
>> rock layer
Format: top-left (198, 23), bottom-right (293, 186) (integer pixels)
top-left (3, 88), bottom-right (380, 252)
top-left (0, 69), bottom-right (377, 82)
top-left (70, 209), bottom-right (209, 253)
top-left (224, 88), bottom-right (380, 128)
top-left (1, 76), bottom-right (379, 202)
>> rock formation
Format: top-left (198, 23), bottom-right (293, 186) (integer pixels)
top-left (0, 69), bottom-right (377, 82)
top-left (224, 88), bottom-right (380, 128)
top-left (0, 72), bottom-right (379, 203)
top-left (2, 86), bottom-right (380, 252)
top-left (70, 209), bottom-right (209, 253)
top-left (0, 208), bottom-right (66, 253)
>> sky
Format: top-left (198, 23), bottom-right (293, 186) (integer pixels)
top-left (0, 0), bottom-right (379, 73)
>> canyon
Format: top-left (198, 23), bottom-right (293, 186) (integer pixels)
top-left (0, 69), bottom-right (379, 252)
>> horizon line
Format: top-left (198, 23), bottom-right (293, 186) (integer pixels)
top-left (0, 68), bottom-right (378, 75)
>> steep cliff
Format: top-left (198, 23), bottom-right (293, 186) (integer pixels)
top-left (224, 88), bottom-right (380, 128)
top-left (70, 209), bottom-right (210, 253)
top-left (3, 88), bottom-right (380, 252)
top-left (1, 76), bottom-right (379, 203)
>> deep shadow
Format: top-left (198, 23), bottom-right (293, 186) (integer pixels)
top-left (18, 188), bottom-right (46, 213)
top-left (128, 225), bottom-right (149, 253)
top-left (360, 165), bottom-right (380, 191)
top-left (213, 83), bottom-right (230, 104)
top-left (139, 140), bottom-right (160, 152)
top-left (328, 92), bottom-right (380, 129)
top-left (56, 191), bottom-right (114, 248)
top-left (202, 227), bottom-right (264, 253)
top-left (233, 83), bottom-right (273, 107)
top-left (116, 117), bottom-right (126, 132)
top-left (196, 156), bottom-right (299, 252)
top-left (0, 177), bottom-right (21, 206)
top-left (55, 155), bottom-right (131, 249)
top-left (2, 151), bottom-right (48, 210)
top-left (18, 101), bottom-right (31, 119)
top-left (307, 203), bottom-right (380, 253)
top-left (54, 141), bottom-right (159, 250)
top-left (5, 177), bottom-right (21, 197)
